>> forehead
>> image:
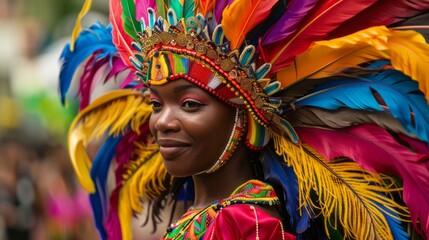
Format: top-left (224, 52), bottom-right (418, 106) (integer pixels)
top-left (149, 79), bottom-right (208, 97)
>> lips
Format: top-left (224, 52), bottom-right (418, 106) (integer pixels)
top-left (157, 138), bottom-right (191, 160)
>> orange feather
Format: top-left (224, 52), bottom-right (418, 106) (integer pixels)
top-left (221, 0), bottom-right (278, 49)
top-left (195, 0), bottom-right (215, 16)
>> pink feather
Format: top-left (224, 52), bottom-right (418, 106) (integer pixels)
top-left (110, 0), bottom-right (135, 69)
top-left (135, 0), bottom-right (157, 26)
top-left (297, 124), bottom-right (429, 237)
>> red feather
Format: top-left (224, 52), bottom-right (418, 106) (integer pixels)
top-left (110, 0), bottom-right (135, 69)
top-left (262, 0), bottom-right (380, 73)
top-left (328, 0), bottom-right (429, 39)
top-left (297, 124), bottom-right (429, 237)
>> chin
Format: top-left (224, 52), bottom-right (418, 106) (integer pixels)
top-left (163, 161), bottom-right (206, 177)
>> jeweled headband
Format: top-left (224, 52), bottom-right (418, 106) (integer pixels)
top-left (130, 8), bottom-right (298, 149)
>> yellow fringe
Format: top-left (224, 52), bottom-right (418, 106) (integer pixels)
top-left (270, 131), bottom-right (410, 239)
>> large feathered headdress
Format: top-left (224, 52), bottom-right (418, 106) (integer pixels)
top-left (60, 0), bottom-right (429, 239)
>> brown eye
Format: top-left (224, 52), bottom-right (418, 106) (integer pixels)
top-left (181, 100), bottom-right (205, 111)
top-left (150, 100), bottom-right (163, 112)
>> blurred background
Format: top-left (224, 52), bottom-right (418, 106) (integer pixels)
top-left (0, 0), bottom-right (109, 239)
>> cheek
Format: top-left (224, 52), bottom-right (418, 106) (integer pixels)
top-left (148, 114), bottom-right (157, 136)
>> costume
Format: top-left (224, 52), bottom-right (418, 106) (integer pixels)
top-left (162, 180), bottom-right (295, 239)
top-left (59, 0), bottom-right (429, 239)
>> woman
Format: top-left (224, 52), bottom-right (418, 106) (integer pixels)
top-left (60, 0), bottom-right (429, 239)
top-left (149, 78), bottom-right (293, 239)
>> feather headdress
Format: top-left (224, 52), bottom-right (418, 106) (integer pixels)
top-left (60, 0), bottom-right (429, 239)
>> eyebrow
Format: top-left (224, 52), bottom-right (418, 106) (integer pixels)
top-left (150, 83), bottom-right (200, 96)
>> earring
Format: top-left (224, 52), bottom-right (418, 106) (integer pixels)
top-left (204, 108), bottom-right (246, 174)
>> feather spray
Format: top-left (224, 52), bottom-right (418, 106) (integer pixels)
top-left (296, 124), bottom-right (429, 237)
top-left (277, 26), bottom-right (429, 104)
top-left (68, 90), bottom-right (147, 192)
top-left (110, 0), bottom-right (135, 68)
top-left (270, 132), bottom-right (410, 240)
top-left (221, 0), bottom-right (278, 49)
top-left (60, 23), bottom-right (117, 105)
top-left (292, 67), bottom-right (429, 143)
top-left (262, 0), bottom-right (380, 72)
top-left (328, 0), bottom-right (429, 39)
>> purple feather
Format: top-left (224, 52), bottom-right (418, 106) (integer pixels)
top-left (214, 0), bottom-right (233, 23)
top-left (135, 0), bottom-right (157, 25)
top-left (262, 0), bottom-right (318, 45)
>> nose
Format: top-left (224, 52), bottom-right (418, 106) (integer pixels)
top-left (153, 107), bottom-right (180, 133)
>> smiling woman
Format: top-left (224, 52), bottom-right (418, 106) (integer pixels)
top-left (59, 0), bottom-right (429, 239)
top-left (149, 80), bottom-right (237, 177)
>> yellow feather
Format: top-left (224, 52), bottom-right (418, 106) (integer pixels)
top-left (70, 0), bottom-right (93, 51)
top-left (119, 140), bottom-right (170, 240)
top-left (68, 90), bottom-right (148, 192)
top-left (277, 26), bottom-right (429, 102)
top-left (270, 132), bottom-right (409, 239)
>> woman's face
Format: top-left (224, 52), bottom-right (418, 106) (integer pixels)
top-left (149, 79), bottom-right (236, 177)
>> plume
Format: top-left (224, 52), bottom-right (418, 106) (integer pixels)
top-left (121, 0), bottom-right (142, 40)
top-left (70, 0), bottom-right (92, 51)
top-left (221, 0), bottom-right (278, 49)
top-left (262, 0), bottom-right (381, 71)
top-left (261, 0), bottom-right (318, 45)
top-left (214, 0), bottom-right (233, 23)
top-left (68, 90), bottom-right (148, 193)
top-left (195, 0), bottom-right (215, 16)
top-left (59, 23), bottom-right (117, 105)
top-left (276, 26), bottom-right (429, 103)
top-left (110, 0), bottom-right (135, 68)
top-left (169, 0), bottom-right (195, 20)
top-left (89, 135), bottom-right (122, 240)
top-left (293, 67), bottom-right (429, 143)
top-left (135, 0), bottom-right (157, 25)
top-left (270, 132), bottom-right (410, 240)
top-left (327, 0), bottom-right (429, 39)
top-left (296, 124), bottom-right (429, 237)
top-left (285, 107), bottom-right (412, 138)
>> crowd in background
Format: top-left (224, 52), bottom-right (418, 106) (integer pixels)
top-left (0, 0), bottom-right (107, 239)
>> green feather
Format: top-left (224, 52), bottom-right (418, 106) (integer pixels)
top-left (183, 0), bottom-right (195, 21)
top-left (156, 0), bottom-right (167, 19)
top-left (121, 0), bottom-right (141, 40)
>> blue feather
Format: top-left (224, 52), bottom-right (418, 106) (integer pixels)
top-left (295, 62), bottom-right (429, 143)
top-left (262, 148), bottom-right (308, 233)
top-left (59, 22), bottom-right (117, 105)
top-left (89, 134), bottom-right (122, 240)
top-left (373, 200), bottom-right (409, 240)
